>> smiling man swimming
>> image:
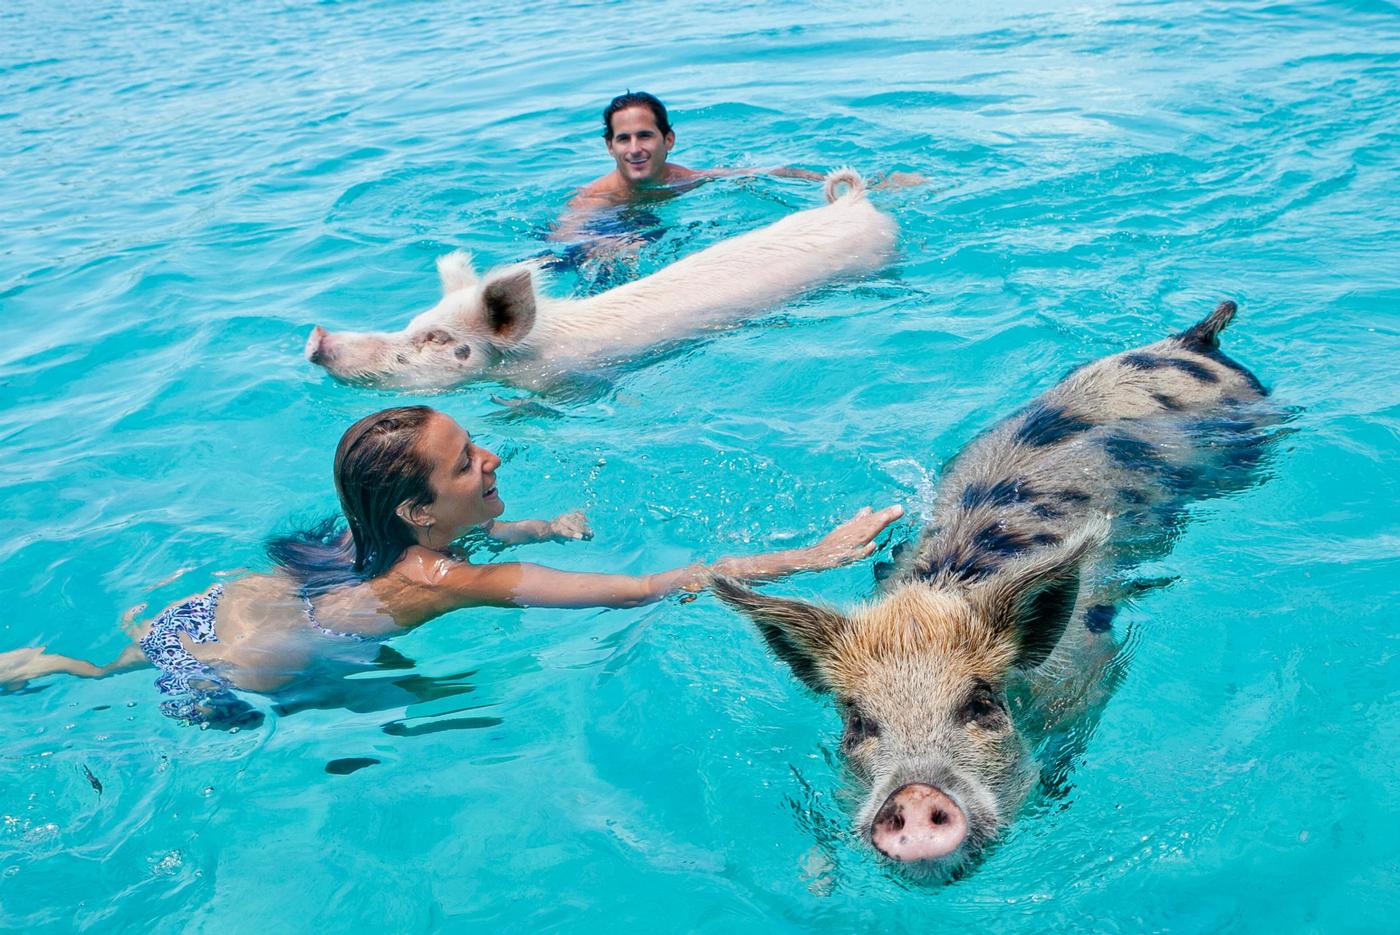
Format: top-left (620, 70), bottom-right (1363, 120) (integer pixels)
top-left (552, 91), bottom-right (924, 251)
top-left (559, 92), bottom-right (820, 227)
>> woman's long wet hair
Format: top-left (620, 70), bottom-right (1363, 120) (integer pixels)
top-left (267, 406), bottom-right (438, 594)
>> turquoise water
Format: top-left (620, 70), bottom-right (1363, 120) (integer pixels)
top-left (3, 0), bottom-right (1398, 928)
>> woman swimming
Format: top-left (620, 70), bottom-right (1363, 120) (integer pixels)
top-left (0, 406), bottom-right (902, 724)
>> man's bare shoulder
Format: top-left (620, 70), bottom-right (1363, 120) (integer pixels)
top-left (571, 173), bottom-right (628, 204)
top-left (663, 163), bottom-right (706, 181)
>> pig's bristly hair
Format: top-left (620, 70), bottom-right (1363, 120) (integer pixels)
top-left (712, 518), bottom-right (1107, 695)
top-left (835, 586), bottom-right (1019, 688)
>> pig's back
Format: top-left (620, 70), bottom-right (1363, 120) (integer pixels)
top-left (538, 194), bottom-right (896, 360)
top-left (900, 304), bottom-right (1275, 585)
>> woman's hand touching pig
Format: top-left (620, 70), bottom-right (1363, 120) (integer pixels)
top-left (803, 505), bottom-right (905, 571)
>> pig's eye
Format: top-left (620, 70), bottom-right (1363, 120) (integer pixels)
top-left (842, 711), bottom-right (880, 749)
top-left (959, 683), bottom-right (1004, 727)
top-left (453, 344), bottom-right (472, 360)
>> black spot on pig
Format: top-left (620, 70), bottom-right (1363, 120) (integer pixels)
top-left (1031, 502), bottom-right (1064, 520)
top-left (1198, 346), bottom-right (1268, 395)
top-left (1175, 300), bottom-right (1268, 396)
top-left (1104, 434), bottom-right (1164, 472)
top-left (1152, 392), bottom-right (1184, 411)
top-left (918, 544), bottom-right (996, 583)
top-left (1197, 420), bottom-right (1277, 472)
top-left (1054, 488), bottom-right (1092, 505)
top-left (972, 523), bottom-right (1034, 558)
top-left (1162, 462), bottom-right (1204, 494)
top-left (921, 522), bottom-right (1050, 582)
top-left (1193, 415), bottom-right (1257, 435)
top-left (1083, 604), bottom-right (1116, 633)
top-left (1164, 356), bottom-right (1219, 384)
top-left (962, 478), bottom-right (1033, 509)
top-left (1105, 435), bottom-right (1202, 494)
top-left (1013, 403), bottom-right (1094, 448)
top-left (1121, 352), bottom-right (1165, 370)
top-left (1125, 351), bottom-right (1218, 383)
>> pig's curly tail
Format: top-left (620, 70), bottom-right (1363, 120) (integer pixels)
top-left (822, 167), bottom-right (866, 203)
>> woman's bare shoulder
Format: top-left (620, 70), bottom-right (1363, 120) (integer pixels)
top-left (388, 545), bottom-right (471, 585)
top-left (357, 548), bottom-right (497, 626)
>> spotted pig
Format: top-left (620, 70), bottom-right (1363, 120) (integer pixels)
top-left (715, 301), bottom-right (1281, 883)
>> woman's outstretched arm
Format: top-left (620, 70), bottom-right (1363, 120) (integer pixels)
top-left (432, 505), bottom-right (903, 612)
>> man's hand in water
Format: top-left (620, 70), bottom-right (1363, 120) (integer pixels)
top-left (548, 511), bottom-right (594, 542)
top-left (871, 171), bottom-right (928, 190)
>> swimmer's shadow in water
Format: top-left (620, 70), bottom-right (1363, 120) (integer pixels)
top-left (271, 645), bottom-right (502, 736)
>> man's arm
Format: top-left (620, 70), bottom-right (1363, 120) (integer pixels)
top-left (698, 166), bottom-right (825, 182)
top-left (710, 166), bottom-right (928, 188)
top-left (550, 182), bottom-right (621, 243)
top-left (870, 170), bottom-right (928, 190)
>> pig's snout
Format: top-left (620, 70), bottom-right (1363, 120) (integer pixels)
top-left (305, 325), bottom-right (331, 365)
top-left (871, 783), bottom-right (968, 863)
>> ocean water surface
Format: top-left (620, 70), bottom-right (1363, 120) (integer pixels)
top-left (2, 0), bottom-right (1398, 929)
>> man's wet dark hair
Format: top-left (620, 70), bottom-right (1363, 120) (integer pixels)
top-left (603, 91), bottom-right (672, 142)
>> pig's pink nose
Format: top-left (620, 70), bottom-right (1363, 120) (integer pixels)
top-left (871, 783), bottom-right (968, 862)
top-left (305, 325), bottom-right (329, 364)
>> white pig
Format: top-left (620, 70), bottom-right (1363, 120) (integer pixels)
top-left (305, 168), bottom-right (896, 390)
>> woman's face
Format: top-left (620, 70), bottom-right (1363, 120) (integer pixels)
top-left (415, 412), bottom-right (505, 536)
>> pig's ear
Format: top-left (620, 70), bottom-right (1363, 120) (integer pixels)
top-left (480, 269), bottom-right (537, 345)
top-left (972, 519), bottom-right (1106, 670)
top-left (711, 577), bottom-right (847, 693)
top-left (437, 251), bottom-right (479, 294)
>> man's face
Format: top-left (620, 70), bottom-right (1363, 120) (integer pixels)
top-left (606, 106), bottom-right (674, 186)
